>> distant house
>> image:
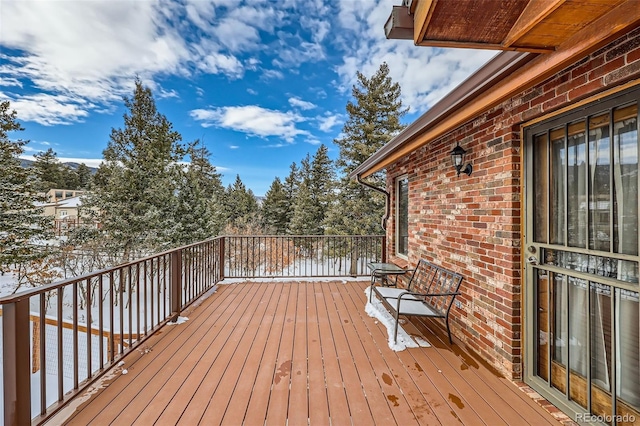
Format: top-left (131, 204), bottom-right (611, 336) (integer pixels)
top-left (45, 188), bottom-right (85, 203)
top-left (355, 1), bottom-right (640, 423)
top-left (40, 190), bottom-right (97, 236)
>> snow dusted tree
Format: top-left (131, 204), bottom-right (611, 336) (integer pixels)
top-left (325, 63), bottom-right (407, 235)
top-left (0, 101), bottom-right (52, 274)
top-left (75, 163), bottom-right (93, 189)
top-left (282, 162), bottom-right (300, 232)
top-left (261, 177), bottom-right (290, 234)
top-left (308, 144), bottom-right (335, 230)
top-left (172, 142), bottom-right (225, 246)
top-left (31, 148), bottom-right (80, 190)
top-left (289, 145), bottom-right (335, 235)
top-left (223, 175), bottom-right (259, 227)
top-left (84, 79), bottom-right (185, 260)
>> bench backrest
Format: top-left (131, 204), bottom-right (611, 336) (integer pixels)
top-left (407, 259), bottom-right (463, 316)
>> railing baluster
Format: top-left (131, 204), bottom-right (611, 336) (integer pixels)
top-left (109, 271), bottom-right (115, 363)
top-left (58, 287), bottom-right (64, 400)
top-left (40, 294), bottom-right (46, 416)
top-left (99, 275), bottom-right (104, 370)
top-left (73, 282), bottom-right (78, 389)
top-left (86, 278), bottom-right (92, 381)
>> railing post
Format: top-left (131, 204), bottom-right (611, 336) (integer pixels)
top-left (3, 298), bottom-right (31, 425)
top-left (171, 249), bottom-right (182, 320)
top-left (382, 235), bottom-right (387, 263)
top-left (219, 237), bottom-right (225, 281)
top-left (349, 236), bottom-right (357, 276)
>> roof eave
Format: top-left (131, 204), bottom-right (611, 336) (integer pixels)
top-left (350, 50), bottom-right (536, 179)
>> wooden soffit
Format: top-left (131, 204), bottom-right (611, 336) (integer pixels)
top-left (386, 0), bottom-right (628, 53)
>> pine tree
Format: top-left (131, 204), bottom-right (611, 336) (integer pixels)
top-left (31, 148), bottom-right (83, 190)
top-left (0, 101), bottom-right (52, 273)
top-left (261, 177), bottom-right (290, 234)
top-left (308, 144), bottom-right (335, 230)
top-left (32, 148), bottom-right (64, 191)
top-left (289, 155), bottom-right (316, 235)
top-left (223, 175), bottom-right (259, 227)
top-left (289, 145), bottom-right (336, 235)
top-left (172, 142), bottom-right (225, 246)
top-left (76, 163), bottom-right (92, 189)
top-left (83, 79), bottom-right (185, 260)
top-left (289, 178), bottom-right (320, 235)
top-left (282, 162), bottom-right (300, 232)
top-left (325, 63), bottom-right (407, 235)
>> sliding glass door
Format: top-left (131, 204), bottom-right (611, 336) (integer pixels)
top-left (525, 88), bottom-right (640, 424)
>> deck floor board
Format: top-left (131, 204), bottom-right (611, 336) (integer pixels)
top-left (62, 280), bottom-right (562, 426)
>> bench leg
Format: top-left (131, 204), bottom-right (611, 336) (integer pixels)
top-left (393, 312), bottom-right (400, 344)
top-left (446, 317), bottom-right (453, 344)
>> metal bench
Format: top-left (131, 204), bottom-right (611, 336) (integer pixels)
top-left (369, 259), bottom-right (463, 344)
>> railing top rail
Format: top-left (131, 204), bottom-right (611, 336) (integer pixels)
top-left (0, 236), bottom-right (223, 305)
top-left (222, 234), bottom-right (385, 238)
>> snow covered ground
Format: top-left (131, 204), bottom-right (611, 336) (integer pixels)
top-left (364, 286), bottom-right (430, 351)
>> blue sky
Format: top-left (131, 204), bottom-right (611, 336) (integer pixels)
top-left (0, 0), bottom-right (496, 196)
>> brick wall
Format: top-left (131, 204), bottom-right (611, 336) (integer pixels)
top-left (385, 27), bottom-right (640, 380)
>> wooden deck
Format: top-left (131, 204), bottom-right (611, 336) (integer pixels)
top-left (60, 280), bottom-right (563, 425)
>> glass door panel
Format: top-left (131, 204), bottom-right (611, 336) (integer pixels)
top-left (526, 92), bottom-right (640, 423)
top-left (589, 113), bottom-right (611, 251)
top-left (551, 128), bottom-right (566, 245)
top-left (567, 122), bottom-right (587, 248)
top-left (534, 133), bottom-right (549, 243)
top-left (613, 105), bottom-right (638, 256)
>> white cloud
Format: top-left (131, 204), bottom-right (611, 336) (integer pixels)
top-left (20, 155), bottom-right (104, 169)
top-left (261, 69), bottom-right (284, 80)
top-left (0, 0), bottom-right (499, 132)
top-left (229, 145), bottom-right (240, 149)
top-left (288, 97), bottom-right (316, 110)
top-left (318, 113), bottom-right (342, 132)
top-left (334, 0), bottom-right (497, 112)
top-left (0, 77), bottom-right (22, 88)
top-left (190, 105), bottom-right (308, 142)
top-left (0, 92), bottom-right (93, 126)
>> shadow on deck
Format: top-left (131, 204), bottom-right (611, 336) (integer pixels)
top-left (55, 280), bottom-right (566, 425)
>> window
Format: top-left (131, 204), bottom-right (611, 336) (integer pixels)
top-left (396, 176), bottom-right (409, 257)
top-left (60, 210), bottom-right (67, 218)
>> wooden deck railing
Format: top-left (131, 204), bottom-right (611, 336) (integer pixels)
top-left (0, 234), bottom-right (384, 425)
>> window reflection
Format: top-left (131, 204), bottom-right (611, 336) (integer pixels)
top-left (589, 114), bottom-right (611, 251)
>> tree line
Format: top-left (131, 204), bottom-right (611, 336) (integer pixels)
top-left (0, 63), bottom-right (406, 284)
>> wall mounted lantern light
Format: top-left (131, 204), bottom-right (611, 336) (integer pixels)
top-left (450, 142), bottom-right (472, 177)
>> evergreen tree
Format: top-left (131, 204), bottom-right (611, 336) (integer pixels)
top-left (289, 145), bottom-right (335, 235)
top-left (31, 148), bottom-right (82, 190)
top-left (308, 144), bottom-right (335, 230)
top-left (289, 178), bottom-right (320, 235)
top-left (223, 175), bottom-right (259, 226)
top-left (32, 148), bottom-right (64, 191)
top-left (76, 163), bottom-right (92, 189)
top-left (325, 63), bottom-right (407, 235)
top-left (83, 79), bottom-right (185, 260)
top-left (289, 154), bottom-right (314, 234)
top-left (0, 101), bottom-right (52, 273)
top-left (261, 177), bottom-right (290, 234)
top-left (172, 142), bottom-right (225, 246)
top-left (282, 162), bottom-right (300, 232)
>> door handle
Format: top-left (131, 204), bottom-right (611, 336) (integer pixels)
top-left (526, 256), bottom-right (539, 266)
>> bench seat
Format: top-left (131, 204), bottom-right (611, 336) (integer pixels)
top-left (369, 259), bottom-right (463, 344)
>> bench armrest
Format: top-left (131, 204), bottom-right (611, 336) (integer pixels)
top-left (395, 291), bottom-right (461, 299)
